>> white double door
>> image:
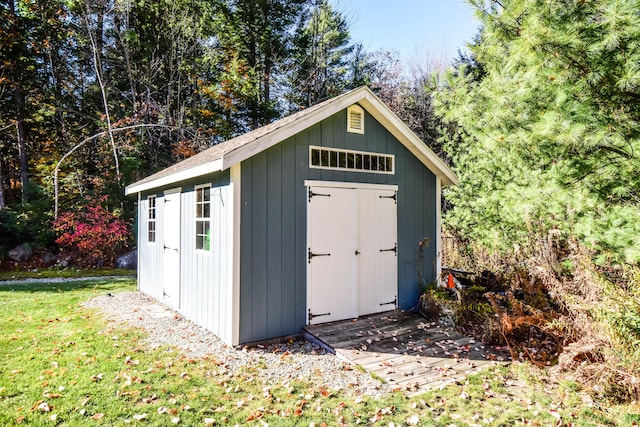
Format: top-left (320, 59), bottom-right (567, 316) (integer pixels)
top-left (307, 183), bottom-right (398, 325)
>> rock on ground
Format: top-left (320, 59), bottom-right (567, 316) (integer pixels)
top-left (115, 250), bottom-right (137, 269)
top-left (9, 243), bottom-right (32, 262)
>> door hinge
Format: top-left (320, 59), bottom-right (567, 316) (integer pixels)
top-left (379, 243), bottom-right (397, 255)
top-left (379, 192), bottom-right (397, 204)
top-left (308, 187), bottom-right (331, 202)
top-left (379, 296), bottom-right (397, 307)
top-left (164, 245), bottom-right (178, 252)
top-left (308, 248), bottom-right (331, 263)
top-left (308, 309), bottom-right (331, 323)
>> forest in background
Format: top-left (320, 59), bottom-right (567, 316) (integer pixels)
top-left (2, 0), bottom-right (640, 402)
top-left (0, 0), bottom-right (442, 263)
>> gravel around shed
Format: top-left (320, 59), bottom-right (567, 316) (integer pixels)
top-left (82, 291), bottom-right (389, 397)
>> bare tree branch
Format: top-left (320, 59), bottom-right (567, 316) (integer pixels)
top-left (54, 124), bottom-right (174, 218)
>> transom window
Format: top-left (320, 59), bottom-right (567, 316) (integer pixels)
top-left (309, 146), bottom-right (394, 174)
top-left (147, 195), bottom-right (156, 243)
top-left (195, 186), bottom-right (211, 251)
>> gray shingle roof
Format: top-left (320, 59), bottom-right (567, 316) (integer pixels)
top-left (125, 86), bottom-right (456, 195)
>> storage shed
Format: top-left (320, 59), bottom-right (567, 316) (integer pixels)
top-left (125, 86), bottom-right (457, 346)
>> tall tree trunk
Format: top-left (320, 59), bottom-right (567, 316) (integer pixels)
top-left (8, 0), bottom-right (29, 203)
top-left (0, 156), bottom-right (6, 210)
top-left (85, 1), bottom-right (121, 187)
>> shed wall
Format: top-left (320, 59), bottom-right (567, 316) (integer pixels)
top-left (239, 109), bottom-right (437, 343)
top-left (137, 170), bottom-right (234, 344)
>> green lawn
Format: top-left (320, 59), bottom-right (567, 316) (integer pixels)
top-left (0, 279), bottom-right (635, 426)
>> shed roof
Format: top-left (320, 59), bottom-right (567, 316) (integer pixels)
top-left (125, 86), bottom-right (457, 195)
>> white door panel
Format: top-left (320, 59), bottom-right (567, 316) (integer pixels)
top-left (307, 187), bottom-right (357, 324)
top-left (358, 188), bottom-right (397, 315)
top-left (163, 190), bottom-right (181, 309)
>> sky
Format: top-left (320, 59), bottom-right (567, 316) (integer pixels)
top-left (332, 0), bottom-right (481, 66)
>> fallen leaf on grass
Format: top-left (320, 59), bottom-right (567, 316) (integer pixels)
top-left (91, 413), bottom-right (104, 420)
top-left (133, 413), bottom-right (147, 420)
top-left (90, 373), bottom-right (104, 381)
top-left (36, 401), bottom-right (50, 412)
top-left (406, 414), bottom-right (420, 425)
top-left (204, 418), bottom-right (215, 425)
top-left (44, 392), bottom-right (62, 399)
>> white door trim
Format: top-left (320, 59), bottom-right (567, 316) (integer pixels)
top-left (306, 181), bottom-right (398, 325)
top-left (304, 180), bottom-right (398, 192)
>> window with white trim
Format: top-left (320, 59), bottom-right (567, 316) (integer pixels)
top-left (347, 104), bottom-right (364, 134)
top-left (309, 146), bottom-right (394, 174)
top-left (147, 195), bottom-right (156, 243)
top-left (195, 186), bottom-right (211, 251)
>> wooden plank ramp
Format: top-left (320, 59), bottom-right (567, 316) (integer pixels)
top-left (303, 310), bottom-right (510, 396)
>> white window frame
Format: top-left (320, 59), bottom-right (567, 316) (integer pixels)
top-left (309, 145), bottom-right (395, 175)
top-left (195, 184), bottom-right (211, 252)
top-left (147, 195), bottom-right (157, 243)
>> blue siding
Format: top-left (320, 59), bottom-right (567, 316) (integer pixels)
top-left (239, 109), bottom-right (437, 343)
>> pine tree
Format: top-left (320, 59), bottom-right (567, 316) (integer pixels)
top-left (435, 0), bottom-right (640, 263)
top-left (285, 0), bottom-right (353, 110)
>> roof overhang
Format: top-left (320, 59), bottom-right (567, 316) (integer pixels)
top-left (125, 86), bottom-right (457, 195)
top-left (125, 158), bottom-right (223, 195)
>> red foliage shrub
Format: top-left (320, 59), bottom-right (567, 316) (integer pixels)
top-left (53, 204), bottom-right (129, 267)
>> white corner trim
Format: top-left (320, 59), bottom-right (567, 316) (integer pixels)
top-left (229, 163), bottom-right (242, 346)
top-left (125, 159), bottom-right (223, 195)
top-left (137, 192), bottom-right (142, 292)
top-left (435, 177), bottom-right (443, 280)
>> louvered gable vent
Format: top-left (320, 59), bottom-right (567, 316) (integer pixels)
top-left (347, 104), bottom-right (364, 134)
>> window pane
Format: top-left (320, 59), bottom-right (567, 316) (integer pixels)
top-left (196, 188), bottom-right (203, 203)
top-left (371, 156), bottom-right (378, 171)
top-left (386, 157), bottom-right (393, 172)
top-left (347, 152), bottom-right (354, 168)
top-left (355, 154), bottom-right (362, 169)
top-left (338, 152), bottom-right (346, 168)
top-left (321, 150), bottom-right (329, 166)
top-left (203, 187), bottom-right (210, 202)
top-left (363, 155), bottom-right (370, 170)
top-left (330, 151), bottom-right (338, 168)
top-left (196, 221), bottom-right (211, 250)
top-left (148, 221), bottom-right (155, 242)
top-left (311, 148), bottom-right (320, 166)
top-left (203, 202), bottom-right (210, 218)
top-left (203, 223), bottom-right (210, 251)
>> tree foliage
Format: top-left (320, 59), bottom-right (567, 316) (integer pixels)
top-left (53, 199), bottom-right (128, 267)
top-left (435, 0), bottom-right (640, 264)
top-left (3, 0), bottom-right (418, 260)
